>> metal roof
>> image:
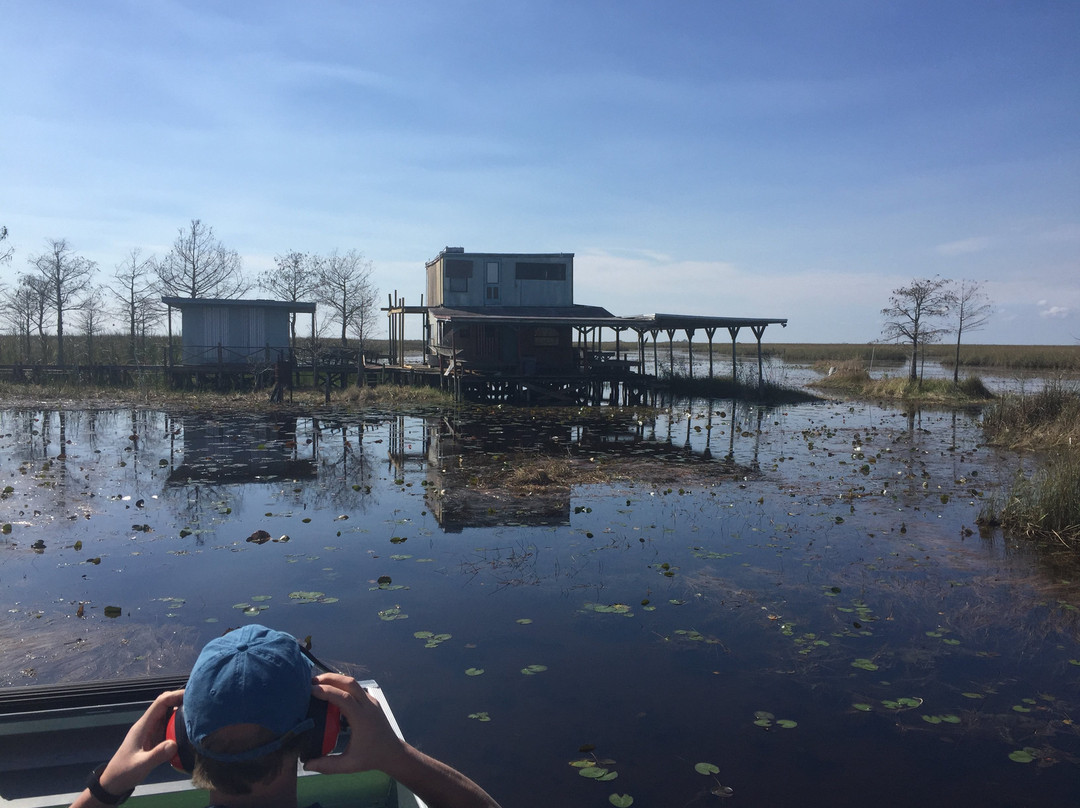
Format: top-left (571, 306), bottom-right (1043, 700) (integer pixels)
top-left (161, 296), bottom-right (317, 313)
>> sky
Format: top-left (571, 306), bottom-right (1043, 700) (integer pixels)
top-left (2, 0), bottom-right (1078, 344)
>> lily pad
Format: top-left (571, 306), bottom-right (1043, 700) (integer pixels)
top-left (521, 664), bottom-right (548, 675)
top-left (468, 712), bottom-right (491, 722)
top-left (851, 658), bottom-right (879, 671)
top-left (1009, 749), bottom-right (1036, 763)
top-left (609, 795), bottom-right (634, 807)
top-left (465, 668), bottom-right (485, 676)
top-left (694, 762), bottom-right (720, 775)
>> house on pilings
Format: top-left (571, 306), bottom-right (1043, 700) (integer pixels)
top-left (384, 247), bottom-right (788, 404)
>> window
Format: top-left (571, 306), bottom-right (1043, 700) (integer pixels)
top-left (446, 259), bottom-right (472, 293)
top-left (485, 261), bottom-right (500, 303)
top-left (515, 262), bottom-right (566, 281)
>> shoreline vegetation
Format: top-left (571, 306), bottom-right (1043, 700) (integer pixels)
top-left (807, 359), bottom-right (995, 404)
top-left (979, 383), bottom-right (1080, 544)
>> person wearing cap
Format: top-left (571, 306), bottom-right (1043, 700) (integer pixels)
top-left (71, 625), bottom-right (501, 808)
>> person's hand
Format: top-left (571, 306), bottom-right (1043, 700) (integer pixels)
top-left (97, 689), bottom-right (184, 796)
top-left (304, 673), bottom-right (405, 776)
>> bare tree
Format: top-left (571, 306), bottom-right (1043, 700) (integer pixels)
top-left (76, 286), bottom-right (107, 366)
top-left (156, 219), bottom-right (247, 299)
top-left (112, 248), bottom-right (163, 363)
top-left (947, 279), bottom-right (993, 383)
top-left (316, 249), bottom-right (376, 352)
top-left (0, 225), bottom-right (12, 266)
top-left (881, 276), bottom-right (952, 382)
top-left (260, 251), bottom-right (318, 349)
top-left (30, 238), bottom-right (97, 366)
top-left (1, 277), bottom-right (38, 361)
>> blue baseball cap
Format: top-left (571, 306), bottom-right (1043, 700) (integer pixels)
top-left (184, 625), bottom-right (315, 762)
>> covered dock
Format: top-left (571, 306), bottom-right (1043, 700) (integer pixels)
top-left (383, 297), bottom-right (788, 404)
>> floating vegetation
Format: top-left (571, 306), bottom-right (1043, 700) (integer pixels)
top-left (673, 629), bottom-right (723, 645)
top-left (922, 714), bottom-right (961, 725)
top-left (851, 658), bottom-right (879, 671)
top-left (753, 711), bottom-right (796, 729)
top-left (608, 794), bottom-right (634, 807)
top-left (468, 711), bottom-right (491, 722)
top-left (583, 602), bottom-right (634, 617)
top-left (413, 631), bottom-right (452, 648)
top-left (694, 762), bottom-right (720, 775)
top-left (515, 618), bottom-right (533, 625)
top-left (881, 697), bottom-right (923, 711)
top-left (377, 606), bottom-right (408, 621)
top-left (1009, 748), bottom-right (1037, 764)
top-left (289, 591), bottom-right (338, 604)
top-left (465, 667), bottom-right (485, 676)
top-left (521, 664), bottom-right (548, 675)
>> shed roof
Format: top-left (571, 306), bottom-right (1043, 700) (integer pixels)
top-left (161, 297), bottom-right (317, 313)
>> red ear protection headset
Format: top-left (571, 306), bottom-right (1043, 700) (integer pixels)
top-left (165, 698), bottom-right (341, 773)
top-left (164, 643), bottom-right (343, 773)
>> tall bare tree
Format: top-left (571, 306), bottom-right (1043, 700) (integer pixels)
top-left (76, 285), bottom-right (106, 366)
top-left (156, 219), bottom-right (247, 299)
top-left (112, 248), bottom-right (162, 363)
top-left (1, 276), bottom-right (39, 361)
top-left (30, 238), bottom-right (97, 367)
top-left (0, 225), bottom-right (12, 266)
top-left (881, 276), bottom-right (952, 382)
top-left (259, 251), bottom-right (319, 349)
top-left (947, 279), bottom-right (993, 383)
top-left (316, 249), bottom-right (376, 352)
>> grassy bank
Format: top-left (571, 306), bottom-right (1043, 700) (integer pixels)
top-left (980, 384), bottom-right (1080, 543)
top-left (661, 371), bottom-right (820, 405)
top-left (0, 378), bottom-right (455, 412)
top-left (807, 361), bottom-right (994, 404)
top-left (755, 342), bottom-right (1080, 371)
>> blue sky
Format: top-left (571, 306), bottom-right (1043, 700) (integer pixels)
top-left (2, 0), bottom-right (1077, 344)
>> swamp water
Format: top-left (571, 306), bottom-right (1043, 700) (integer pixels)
top-left (1, 401), bottom-right (1078, 807)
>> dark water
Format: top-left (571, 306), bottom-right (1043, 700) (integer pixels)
top-left (1, 401), bottom-right (1078, 807)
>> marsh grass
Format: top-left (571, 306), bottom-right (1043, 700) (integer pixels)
top-left (980, 383), bottom-right (1080, 544)
top-left (661, 371), bottom-right (820, 405)
top-left (757, 343), bottom-right (1080, 371)
top-left (982, 382), bottom-right (1080, 451)
top-left (0, 379), bottom-right (454, 411)
top-left (810, 362), bottom-right (994, 404)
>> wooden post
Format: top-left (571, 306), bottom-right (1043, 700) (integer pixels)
top-left (752, 324), bottom-right (768, 390)
top-left (686, 328), bottom-right (695, 379)
top-left (666, 329), bottom-right (676, 377)
top-left (705, 327), bottom-right (716, 378)
top-left (727, 326), bottom-right (741, 383)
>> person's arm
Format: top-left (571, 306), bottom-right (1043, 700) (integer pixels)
top-left (70, 689), bottom-right (184, 808)
top-left (306, 673), bottom-right (501, 808)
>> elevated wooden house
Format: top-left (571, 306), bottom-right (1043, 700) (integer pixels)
top-left (423, 248), bottom-right (613, 375)
top-left (386, 247), bottom-right (789, 404)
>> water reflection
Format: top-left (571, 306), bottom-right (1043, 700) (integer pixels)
top-left (2, 402), bottom-right (1080, 808)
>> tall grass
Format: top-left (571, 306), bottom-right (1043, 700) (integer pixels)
top-left (659, 370), bottom-right (819, 405)
top-left (982, 382), bottom-right (1080, 450)
top-left (809, 361), bottom-right (994, 403)
top-left (980, 382), bottom-right (1080, 543)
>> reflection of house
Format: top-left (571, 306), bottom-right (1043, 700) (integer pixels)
top-left (425, 249), bottom-right (612, 375)
top-left (162, 297), bottom-right (316, 366)
top-left (166, 414), bottom-right (316, 484)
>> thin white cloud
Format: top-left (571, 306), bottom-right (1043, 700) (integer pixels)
top-left (935, 237), bottom-right (992, 256)
top-left (1040, 306), bottom-right (1071, 319)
